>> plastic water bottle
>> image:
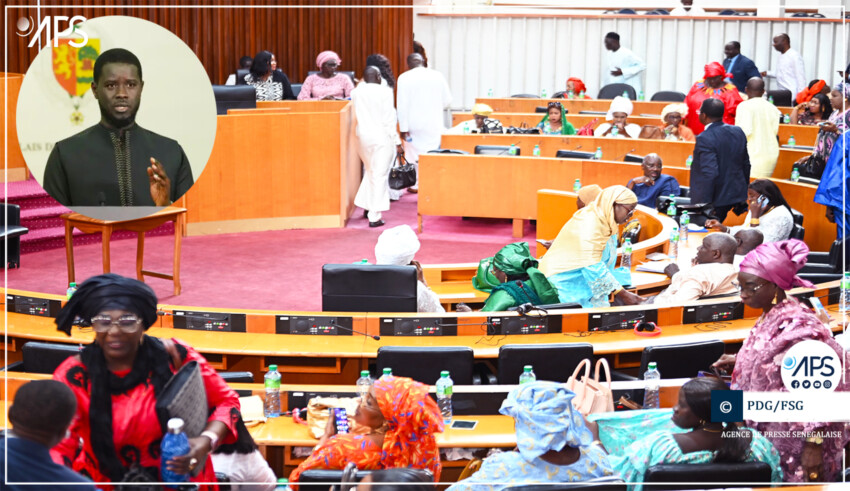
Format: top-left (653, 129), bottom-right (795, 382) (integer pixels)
top-left (533, 144), bottom-right (541, 157)
top-left (573, 179), bottom-right (581, 192)
top-left (487, 88), bottom-right (493, 97)
top-left (161, 418), bottom-right (191, 485)
top-left (622, 90), bottom-right (629, 99)
top-left (380, 367), bottom-right (393, 380)
top-left (541, 88), bottom-right (548, 99)
top-left (643, 362), bottom-right (661, 409)
top-left (264, 365), bottom-right (281, 418)
top-left (669, 227), bottom-right (679, 261)
top-left (768, 95), bottom-right (775, 105)
top-left (666, 195), bottom-right (677, 217)
top-left (579, 90), bottom-right (586, 99)
top-left (594, 147), bottom-right (603, 160)
top-left (791, 166), bottom-right (800, 182)
top-left (788, 135), bottom-right (796, 147)
top-left (519, 365), bottom-right (536, 384)
top-left (509, 144), bottom-right (518, 156)
top-left (463, 125), bottom-right (470, 135)
top-left (66, 282), bottom-right (77, 300)
top-left (840, 272), bottom-right (850, 312)
top-left (611, 126), bottom-right (620, 137)
top-left (685, 155), bottom-right (693, 169)
top-left (679, 211), bottom-right (689, 243)
top-left (567, 89), bottom-right (575, 99)
top-left (783, 113), bottom-right (790, 124)
top-left (356, 370), bottom-right (372, 399)
top-left (436, 371), bottom-right (453, 423)
top-left (638, 90), bottom-right (645, 101)
top-left (275, 478), bottom-right (290, 491)
top-left (622, 238), bottom-right (633, 270)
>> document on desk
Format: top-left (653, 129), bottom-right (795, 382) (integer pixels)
top-left (239, 395), bottom-right (267, 424)
top-left (636, 260), bottom-right (673, 274)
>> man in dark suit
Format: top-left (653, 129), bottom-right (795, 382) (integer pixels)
top-left (723, 41), bottom-right (761, 93)
top-left (690, 98), bottom-right (750, 223)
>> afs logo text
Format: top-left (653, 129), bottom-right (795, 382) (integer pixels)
top-left (16, 15), bottom-right (88, 48)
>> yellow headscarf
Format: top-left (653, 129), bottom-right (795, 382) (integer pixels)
top-left (471, 103), bottom-right (494, 116)
top-left (538, 185), bottom-right (637, 276)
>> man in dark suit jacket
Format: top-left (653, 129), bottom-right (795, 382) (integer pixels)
top-left (690, 98), bottom-right (751, 223)
top-left (723, 42), bottom-right (761, 93)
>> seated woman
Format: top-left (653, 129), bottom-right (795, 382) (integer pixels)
top-left (536, 185), bottom-right (602, 250)
top-left (639, 103), bottom-right (696, 142)
top-left (795, 79), bottom-right (830, 106)
top-left (790, 93), bottom-right (833, 126)
top-left (795, 83), bottom-right (850, 179)
top-left (565, 77), bottom-right (591, 98)
top-left (289, 376), bottom-right (443, 484)
top-left (590, 377), bottom-right (782, 491)
top-left (447, 382), bottom-right (614, 491)
top-left (374, 225), bottom-right (445, 313)
top-left (449, 103), bottom-right (503, 134)
top-left (538, 185), bottom-right (637, 308)
top-left (536, 102), bottom-right (576, 135)
top-left (705, 179), bottom-right (794, 243)
top-left (471, 242), bottom-right (560, 312)
top-left (594, 96), bottom-right (641, 138)
top-left (244, 50), bottom-right (296, 101)
top-left (297, 50), bottom-right (354, 101)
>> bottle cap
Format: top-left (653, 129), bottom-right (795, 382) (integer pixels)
top-left (648, 362), bottom-right (657, 370)
top-left (624, 238), bottom-right (631, 243)
top-left (441, 370), bottom-right (450, 377)
top-left (360, 370), bottom-right (369, 377)
top-left (523, 365), bottom-right (533, 371)
top-left (383, 367), bottom-right (392, 374)
top-left (269, 364), bottom-right (278, 371)
top-left (69, 282), bottom-right (76, 287)
top-left (278, 478), bottom-right (289, 483)
top-left (167, 418), bottom-right (185, 431)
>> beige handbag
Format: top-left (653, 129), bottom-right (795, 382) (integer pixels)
top-left (565, 358), bottom-right (614, 416)
top-left (306, 396), bottom-right (367, 438)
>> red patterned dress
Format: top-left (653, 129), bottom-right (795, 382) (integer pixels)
top-left (684, 80), bottom-right (743, 134)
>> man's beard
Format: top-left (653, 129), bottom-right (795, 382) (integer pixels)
top-left (99, 104), bottom-right (137, 130)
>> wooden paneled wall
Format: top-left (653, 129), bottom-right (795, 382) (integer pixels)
top-left (5, 1), bottom-right (413, 87)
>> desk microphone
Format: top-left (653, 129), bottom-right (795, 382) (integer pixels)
top-left (574, 145), bottom-right (583, 151)
top-left (618, 148), bottom-right (636, 161)
top-left (497, 142), bottom-right (522, 156)
top-left (332, 323), bottom-right (381, 340)
top-left (97, 192), bottom-right (107, 206)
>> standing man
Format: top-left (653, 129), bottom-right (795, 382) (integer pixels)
top-left (723, 41), bottom-right (761, 93)
top-left (396, 53), bottom-right (452, 193)
top-left (670, 0), bottom-right (706, 15)
top-left (1, 380), bottom-right (96, 489)
top-left (352, 66), bottom-right (403, 228)
top-left (602, 32), bottom-right (646, 96)
top-left (626, 153), bottom-right (681, 207)
top-left (735, 77), bottom-right (782, 178)
top-left (43, 48), bottom-right (194, 207)
top-left (760, 33), bottom-right (807, 100)
top-left (690, 98), bottom-right (750, 223)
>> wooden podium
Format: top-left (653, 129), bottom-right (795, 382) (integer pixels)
top-left (182, 100), bottom-right (361, 235)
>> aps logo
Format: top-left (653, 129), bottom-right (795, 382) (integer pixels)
top-left (781, 340), bottom-right (841, 392)
top-left (16, 15), bottom-right (88, 48)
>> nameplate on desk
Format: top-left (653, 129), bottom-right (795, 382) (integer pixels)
top-left (588, 309), bottom-right (657, 332)
top-left (6, 294), bottom-right (61, 318)
top-left (682, 302), bottom-right (743, 324)
top-left (379, 317), bottom-right (457, 336)
top-left (276, 316), bottom-right (352, 335)
top-left (486, 315), bottom-right (561, 335)
top-left (173, 311), bottom-right (246, 332)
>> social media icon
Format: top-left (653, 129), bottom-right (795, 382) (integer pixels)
top-left (824, 380), bottom-right (832, 389)
top-left (802, 380), bottom-right (811, 389)
top-left (791, 380), bottom-right (800, 389)
top-left (813, 381), bottom-right (822, 389)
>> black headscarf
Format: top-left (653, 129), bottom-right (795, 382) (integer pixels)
top-left (55, 274), bottom-right (178, 482)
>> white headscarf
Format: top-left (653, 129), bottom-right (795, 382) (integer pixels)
top-left (374, 225), bottom-right (421, 266)
top-left (606, 96), bottom-right (634, 121)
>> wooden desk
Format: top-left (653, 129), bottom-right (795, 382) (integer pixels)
top-left (63, 207), bottom-right (187, 295)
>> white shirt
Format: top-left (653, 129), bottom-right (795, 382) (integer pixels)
top-left (670, 6), bottom-right (706, 15)
top-left (397, 66), bottom-right (452, 154)
top-left (729, 206), bottom-right (794, 243)
top-left (351, 83), bottom-right (401, 147)
top-left (766, 48), bottom-right (807, 97)
top-left (603, 47), bottom-right (646, 94)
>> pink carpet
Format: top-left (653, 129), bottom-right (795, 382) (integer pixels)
top-left (6, 192), bottom-right (537, 311)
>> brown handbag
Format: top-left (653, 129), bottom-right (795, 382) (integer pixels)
top-left (565, 358), bottom-right (614, 416)
top-left (306, 397), bottom-right (368, 438)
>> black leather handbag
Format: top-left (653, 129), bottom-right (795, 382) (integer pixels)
top-left (388, 153), bottom-right (417, 190)
top-left (798, 154), bottom-right (826, 180)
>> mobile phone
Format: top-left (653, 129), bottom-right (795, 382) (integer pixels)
top-left (757, 195), bottom-right (768, 206)
top-left (332, 407), bottom-right (349, 434)
top-left (807, 296), bottom-right (826, 313)
top-left (450, 420), bottom-right (478, 430)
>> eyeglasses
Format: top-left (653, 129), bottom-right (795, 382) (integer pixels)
top-left (547, 102), bottom-right (562, 109)
top-left (90, 314), bottom-right (143, 333)
top-left (616, 203), bottom-right (636, 218)
top-left (732, 280), bottom-right (768, 296)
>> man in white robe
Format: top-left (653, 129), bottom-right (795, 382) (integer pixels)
top-left (602, 32), bottom-right (646, 96)
top-left (353, 66), bottom-right (402, 227)
top-left (396, 53), bottom-right (452, 191)
top-left (760, 33), bottom-right (807, 100)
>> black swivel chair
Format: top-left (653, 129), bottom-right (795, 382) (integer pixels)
top-left (552, 91), bottom-right (567, 98)
top-left (234, 68), bottom-right (249, 85)
top-left (212, 85), bottom-right (257, 115)
top-left (321, 264), bottom-right (417, 313)
top-left (510, 93), bottom-right (539, 98)
top-left (799, 238), bottom-right (850, 283)
top-left (645, 9), bottom-right (670, 15)
top-left (428, 149), bottom-right (469, 155)
top-left (790, 208), bottom-right (804, 226)
top-left (555, 149), bottom-right (594, 160)
top-left (650, 91), bottom-right (686, 102)
top-left (679, 186), bottom-right (690, 197)
top-left (612, 340), bottom-right (725, 381)
top-left (291, 83), bottom-right (302, 98)
top-left (2, 203), bottom-right (28, 269)
top-left (766, 89), bottom-right (793, 107)
top-left (789, 223), bottom-right (805, 240)
top-left (497, 343), bottom-right (593, 384)
top-left (2, 341), bottom-right (81, 374)
top-left (598, 83), bottom-right (636, 100)
top-left (644, 462), bottom-right (773, 489)
top-left (623, 154), bottom-right (644, 163)
top-left (300, 467), bottom-right (432, 491)
top-left (218, 371), bottom-right (254, 383)
top-left (718, 9), bottom-right (738, 15)
top-left (376, 346), bottom-right (478, 385)
top-left (534, 106), bottom-right (548, 113)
